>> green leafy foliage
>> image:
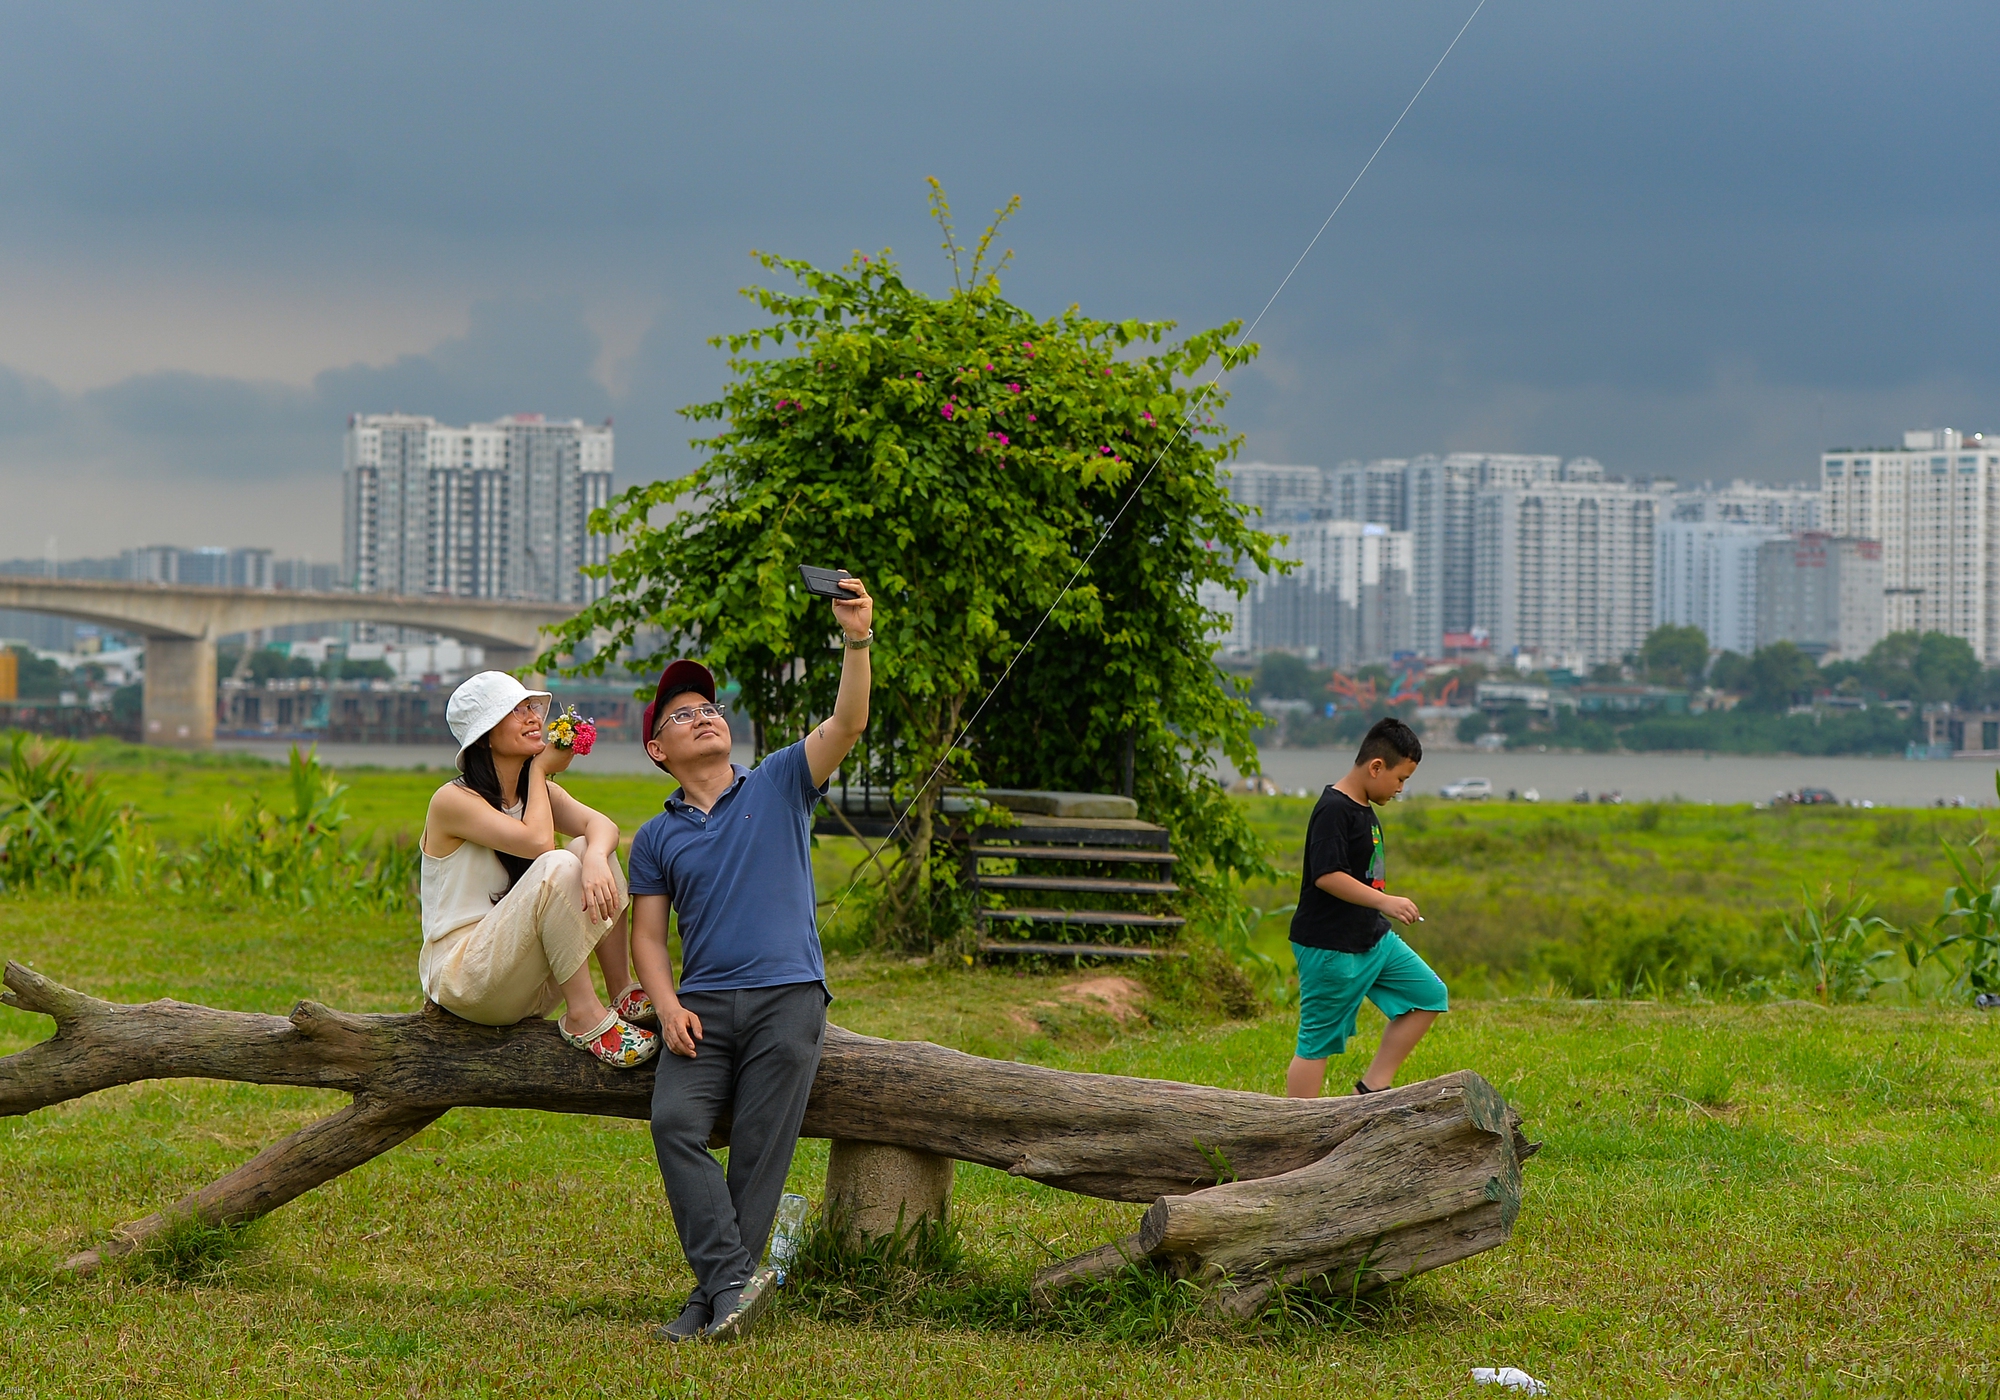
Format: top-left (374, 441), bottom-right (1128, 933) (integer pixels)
top-left (1919, 830), bottom-right (2000, 997)
top-left (1823, 630), bottom-right (1983, 705)
top-left (0, 735), bottom-right (414, 911)
top-left (0, 733), bottom-right (150, 894)
top-left (179, 745), bottom-right (418, 911)
top-left (1781, 885), bottom-right (1899, 1005)
top-left (1640, 623), bottom-right (1709, 685)
top-left (539, 184), bottom-right (1276, 942)
top-left (245, 647), bottom-right (320, 683)
top-left (1903, 773), bottom-right (2000, 1000)
top-left (5, 645), bottom-right (70, 700)
top-left (1475, 704), bottom-right (1915, 756)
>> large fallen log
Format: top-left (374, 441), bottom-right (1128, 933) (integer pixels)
top-left (0, 960), bottom-right (1533, 1303)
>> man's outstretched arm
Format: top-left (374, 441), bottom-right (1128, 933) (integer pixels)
top-left (804, 577), bottom-right (873, 787)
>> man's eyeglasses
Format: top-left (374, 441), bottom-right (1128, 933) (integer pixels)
top-left (659, 702), bottom-right (727, 729)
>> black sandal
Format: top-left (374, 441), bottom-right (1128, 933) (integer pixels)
top-left (1354, 1079), bottom-right (1378, 1095)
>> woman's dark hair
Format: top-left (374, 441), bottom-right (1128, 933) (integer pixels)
top-left (457, 735), bottom-right (536, 895)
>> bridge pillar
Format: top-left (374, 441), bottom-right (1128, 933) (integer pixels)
top-left (143, 637), bottom-right (217, 747)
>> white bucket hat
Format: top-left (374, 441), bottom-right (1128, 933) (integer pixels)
top-left (447, 671), bottom-right (552, 771)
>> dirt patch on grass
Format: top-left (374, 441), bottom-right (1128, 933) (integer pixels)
top-left (1057, 975), bottom-right (1148, 1025)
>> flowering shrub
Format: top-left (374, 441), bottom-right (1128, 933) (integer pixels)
top-left (542, 182), bottom-right (1279, 944)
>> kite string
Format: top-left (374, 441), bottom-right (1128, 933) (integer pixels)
top-left (827, 0), bottom-right (1488, 919)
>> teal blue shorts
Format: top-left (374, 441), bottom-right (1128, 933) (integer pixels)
top-left (1293, 932), bottom-right (1449, 1060)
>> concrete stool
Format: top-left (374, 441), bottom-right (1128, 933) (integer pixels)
top-left (823, 1140), bottom-right (954, 1247)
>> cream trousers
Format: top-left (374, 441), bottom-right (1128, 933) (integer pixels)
top-left (420, 836), bottom-right (629, 1026)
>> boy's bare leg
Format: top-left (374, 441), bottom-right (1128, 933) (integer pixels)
top-left (1285, 1056), bottom-right (1330, 1099)
top-left (1358, 1009), bottom-right (1439, 1091)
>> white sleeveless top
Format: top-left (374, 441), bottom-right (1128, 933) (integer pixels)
top-left (420, 799), bottom-right (521, 944)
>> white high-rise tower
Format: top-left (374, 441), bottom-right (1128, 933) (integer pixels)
top-left (1821, 428), bottom-right (1998, 661)
top-left (344, 413), bottom-right (614, 604)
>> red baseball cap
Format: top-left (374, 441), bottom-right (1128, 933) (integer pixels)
top-left (641, 659), bottom-right (718, 749)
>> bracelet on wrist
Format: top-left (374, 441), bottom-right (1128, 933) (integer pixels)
top-left (843, 628), bottom-right (874, 650)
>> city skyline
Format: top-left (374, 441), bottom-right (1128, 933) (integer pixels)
top-left (0, 3), bottom-right (1995, 559)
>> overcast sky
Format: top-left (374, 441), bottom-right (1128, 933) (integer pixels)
top-left (1, 1), bottom-right (1995, 560)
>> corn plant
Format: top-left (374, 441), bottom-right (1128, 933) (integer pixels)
top-left (1919, 827), bottom-right (2000, 999)
top-left (1781, 884), bottom-right (1899, 1005)
top-left (184, 745), bottom-right (417, 911)
top-left (0, 733), bottom-right (150, 895)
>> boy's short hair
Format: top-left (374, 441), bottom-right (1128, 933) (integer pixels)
top-left (1355, 716), bottom-right (1423, 768)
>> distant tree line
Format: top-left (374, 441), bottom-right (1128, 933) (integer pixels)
top-left (1243, 625), bottom-right (1994, 756)
top-left (217, 645), bottom-right (396, 684)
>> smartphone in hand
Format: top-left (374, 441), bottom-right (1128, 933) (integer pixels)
top-left (799, 565), bottom-right (853, 598)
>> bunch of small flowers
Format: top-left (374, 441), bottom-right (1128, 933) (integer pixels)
top-left (546, 704), bottom-right (597, 755)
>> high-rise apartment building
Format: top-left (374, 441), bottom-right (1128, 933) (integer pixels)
top-left (1474, 480), bottom-right (1662, 669)
top-left (1247, 519), bottom-right (1414, 668)
top-left (1821, 428), bottom-right (1997, 661)
top-left (1756, 534), bottom-right (1884, 660)
top-left (343, 413), bottom-right (614, 604)
top-left (1668, 480), bottom-right (1821, 532)
top-left (1222, 453), bottom-right (1637, 662)
top-left (1654, 522), bottom-right (1779, 656)
top-left (121, 545), bottom-right (273, 589)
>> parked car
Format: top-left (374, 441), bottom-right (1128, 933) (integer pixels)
top-left (1776, 787), bottom-right (1838, 806)
top-left (1440, 777), bottom-right (1493, 801)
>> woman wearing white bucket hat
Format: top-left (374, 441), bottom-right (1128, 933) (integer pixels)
top-left (417, 670), bottom-right (658, 1067)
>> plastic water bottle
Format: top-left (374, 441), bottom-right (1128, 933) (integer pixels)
top-left (768, 1192), bottom-right (810, 1285)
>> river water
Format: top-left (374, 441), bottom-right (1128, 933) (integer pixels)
top-left (216, 738), bottom-right (1997, 809)
top-left (1223, 748), bottom-right (1997, 809)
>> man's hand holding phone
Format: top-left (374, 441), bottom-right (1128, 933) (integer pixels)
top-left (802, 565), bottom-right (872, 640)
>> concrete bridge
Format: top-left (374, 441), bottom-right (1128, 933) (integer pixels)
top-left (0, 578), bottom-right (576, 746)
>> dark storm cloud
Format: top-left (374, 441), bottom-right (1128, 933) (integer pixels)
top-left (0, 0), bottom-right (1995, 510)
top-left (8, 300), bottom-right (619, 480)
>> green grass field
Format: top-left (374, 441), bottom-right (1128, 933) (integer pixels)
top-left (6, 746), bottom-right (2000, 1395)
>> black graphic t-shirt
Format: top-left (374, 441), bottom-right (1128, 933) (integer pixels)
top-left (1289, 786), bottom-right (1390, 954)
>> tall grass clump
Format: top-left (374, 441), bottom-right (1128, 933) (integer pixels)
top-left (119, 1212), bottom-right (262, 1287)
top-left (1781, 885), bottom-right (1900, 1005)
top-left (0, 732), bottom-right (153, 895)
top-left (0, 734), bottom-right (414, 911)
top-left (178, 744), bottom-right (418, 911)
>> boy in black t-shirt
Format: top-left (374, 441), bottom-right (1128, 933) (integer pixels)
top-left (1285, 716), bottom-right (1448, 1099)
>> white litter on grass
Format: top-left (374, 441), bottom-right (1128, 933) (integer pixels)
top-left (1471, 1368), bottom-right (1547, 1395)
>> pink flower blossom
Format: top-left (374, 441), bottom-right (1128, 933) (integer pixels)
top-left (915, 371), bottom-right (924, 379)
top-left (985, 363), bottom-right (994, 370)
top-left (572, 720), bottom-right (597, 756)
top-left (1008, 383), bottom-right (1021, 393)
top-left (1142, 411), bottom-right (1155, 423)
top-left (1027, 414), bottom-right (1037, 422)
top-left (941, 404), bottom-right (955, 420)
top-left (1103, 367), bottom-right (1112, 376)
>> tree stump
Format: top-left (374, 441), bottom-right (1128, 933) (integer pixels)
top-left (823, 1140), bottom-right (954, 1246)
top-left (0, 960), bottom-right (1535, 1309)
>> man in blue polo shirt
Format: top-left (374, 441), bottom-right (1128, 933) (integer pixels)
top-left (627, 575), bottom-right (873, 1343)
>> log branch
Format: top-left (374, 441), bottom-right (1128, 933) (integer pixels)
top-left (2, 960), bottom-right (1533, 1300)
top-left (1030, 1070), bottom-right (1523, 1308)
top-left (64, 1096), bottom-right (443, 1275)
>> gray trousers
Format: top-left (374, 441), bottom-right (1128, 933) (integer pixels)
top-left (649, 981), bottom-right (827, 1308)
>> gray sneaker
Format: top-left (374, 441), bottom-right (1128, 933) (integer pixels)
top-left (656, 1299), bottom-right (712, 1343)
top-left (703, 1267), bottom-right (778, 1342)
